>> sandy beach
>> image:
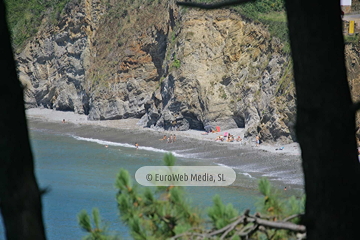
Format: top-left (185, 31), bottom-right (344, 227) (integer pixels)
top-left (26, 108), bottom-right (301, 155)
top-left (26, 108), bottom-right (304, 191)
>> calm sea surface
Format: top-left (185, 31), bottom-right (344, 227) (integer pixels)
top-left (0, 130), bottom-right (260, 240)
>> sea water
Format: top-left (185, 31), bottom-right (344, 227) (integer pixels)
top-left (0, 130), bottom-right (260, 240)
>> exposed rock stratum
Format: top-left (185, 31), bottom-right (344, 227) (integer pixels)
top-left (17, 0), bottom-right (299, 143)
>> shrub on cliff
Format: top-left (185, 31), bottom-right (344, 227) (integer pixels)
top-left (4, 0), bottom-right (70, 51)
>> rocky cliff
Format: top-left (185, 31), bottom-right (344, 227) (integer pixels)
top-left (17, 0), bottom-right (102, 113)
top-left (17, 0), bottom-right (297, 143)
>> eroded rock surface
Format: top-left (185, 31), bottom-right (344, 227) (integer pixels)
top-left (17, 0), bottom-right (301, 143)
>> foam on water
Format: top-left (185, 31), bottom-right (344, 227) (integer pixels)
top-left (241, 172), bottom-right (254, 178)
top-left (72, 135), bottom-right (186, 158)
top-left (216, 163), bottom-right (254, 179)
top-left (263, 170), bottom-right (303, 185)
top-left (71, 135), bottom-right (302, 186)
top-left (233, 164), bottom-right (277, 173)
top-left (216, 162), bottom-right (302, 185)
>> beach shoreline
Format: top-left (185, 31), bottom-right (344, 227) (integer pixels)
top-left (26, 108), bottom-right (304, 191)
top-left (26, 108), bottom-right (301, 156)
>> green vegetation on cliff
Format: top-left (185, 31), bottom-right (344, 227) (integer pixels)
top-left (4, 0), bottom-right (70, 51)
top-left (5, 0), bottom-right (288, 53)
top-left (196, 0), bottom-right (288, 45)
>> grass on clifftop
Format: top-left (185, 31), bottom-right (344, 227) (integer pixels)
top-left (5, 0), bottom-right (289, 53)
top-left (196, 0), bottom-right (289, 51)
top-left (4, 0), bottom-right (70, 52)
top-left (234, 0), bottom-right (289, 50)
top-left (344, 34), bottom-right (360, 44)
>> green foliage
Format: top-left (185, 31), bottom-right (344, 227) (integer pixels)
top-left (4, 0), bottom-right (70, 51)
top-left (255, 178), bottom-right (304, 239)
top-left (344, 34), bottom-right (360, 44)
top-left (78, 210), bottom-right (92, 232)
top-left (238, 0), bottom-right (285, 17)
top-left (196, 0), bottom-right (290, 49)
top-left (163, 152), bottom-right (176, 166)
top-left (257, 178), bottom-right (284, 216)
top-left (218, 86), bottom-right (228, 99)
top-left (79, 154), bottom-right (305, 239)
top-left (172, 59), bottom-right (181, 69)
top-left (208, 195), bottom-right (238, 229)
top-left (78, 208), bottom-right (115, 240)
top-left (170, 30), bottom-right (177, 42)
top-left (115, 154), bottom-right (202, 239)
top-left (237, 1), bottom-right (289, 45)
top-left (276, 59), bottom-right (293, 96)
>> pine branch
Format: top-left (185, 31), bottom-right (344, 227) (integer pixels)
top-left (211, 215), bottom-right (245, 237)
top-left (171, 209), bottom-right (306, 239)
top-left (283, 213), bottom-right (302, 222)
top-left (176, 0), bottom-right (255, 9)
top-left (254, 217), bottom-right (305, 232)
top-left (236, 224), bottom-right (259, 238)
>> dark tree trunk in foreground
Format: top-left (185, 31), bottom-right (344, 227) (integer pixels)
top-left (285, 0), bottom-right (360, 239)
top-left (0, 1), bottom-right (46, 239)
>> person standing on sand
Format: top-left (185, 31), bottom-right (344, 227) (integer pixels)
top-left (169, 134), bottom-right (173, 143)
top-left (256, 136), bottom-right (260, 147)
top-left (236, 136), bottom-right (242, 145)
top-left (135, 143), bottom-right (139, 149)
top-left (173, 134), bottom-right (176, 142)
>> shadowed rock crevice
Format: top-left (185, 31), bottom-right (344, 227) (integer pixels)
top-left (142, 29), bottom-right (167, 80)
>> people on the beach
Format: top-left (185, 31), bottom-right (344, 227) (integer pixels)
top-left (62, 119), bottom-right (66, 123)
top-left (284, 187), bottom-right (287, 191)
top-left (236, 136), bottom-right (242, 145)
top-left (105, 145), bottom-right (108, 148)
top-left (215, 135), bottom-right (225, 142)
top-left (159, 134), bottom-right (176, 143)
top-left (227, 134), bottom-right (234, 142)
top-left (168, 134), bottom-right (173, 143)
top-left (256, 136), bottom-right (260, 146)
top-left (135, 143), bottom-right (139, 149)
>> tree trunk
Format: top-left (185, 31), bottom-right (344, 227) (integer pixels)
top-left (0, 1), bottom-right (46, 239)
top-left (285, 0), bottom-right (360, 239)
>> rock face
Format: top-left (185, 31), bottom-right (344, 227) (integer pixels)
top-left (16, 0), bottom-right (96, 114)
top-left (17, 0), bottom-right (299, 143)
top-left (140, 9), bottom-right (296, 143)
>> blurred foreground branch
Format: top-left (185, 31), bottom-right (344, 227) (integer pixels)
top-left (176, 0), bottom-right (255, 9)
top-left (171, 210), bottom-right (305, 239)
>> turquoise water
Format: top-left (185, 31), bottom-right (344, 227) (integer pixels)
top-left (0, 130), bottom-right (259, 240)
